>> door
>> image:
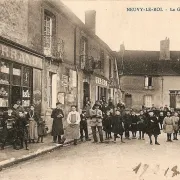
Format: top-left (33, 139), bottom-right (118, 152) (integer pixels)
top-left (170, 93), bottom-right (176, 109)
top-left (83, 82), bottom-right (90, 107)
top-left (125, 94), bottom-right (132, 108)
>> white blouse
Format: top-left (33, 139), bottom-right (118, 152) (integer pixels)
top-left (67, 111), bottom-right (81, 125)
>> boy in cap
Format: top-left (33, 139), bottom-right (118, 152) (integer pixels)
top-left (80, 109), bottom-right (91, 142)
top-left (146, 110), bottom-right (160, 145)
top-left (15, 111), bottom-right (29, 150)
top-left (123, 108), bottom-right (132, 140)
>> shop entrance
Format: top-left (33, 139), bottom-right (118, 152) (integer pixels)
top-left (83, 82), bottom-right (90, 107)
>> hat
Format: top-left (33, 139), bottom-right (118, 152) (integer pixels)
top-left (94, 103), bottom-right (100, 107)
top-left (56, 102), bottom-right (62, 106)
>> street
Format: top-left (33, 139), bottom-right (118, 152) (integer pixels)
top-left (1, 133), bottom-right (180, 180)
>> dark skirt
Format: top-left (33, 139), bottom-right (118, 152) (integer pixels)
top-left (131, 123), bottom-right (137, 131)
top-left (146, 126), bottom-right (161, 136)
top-left (137, 123), bottom-right (146, 132)
top-left (103, 120), bottom-right (112, 133)
top-left (38, 124), bottom-right (46, 136)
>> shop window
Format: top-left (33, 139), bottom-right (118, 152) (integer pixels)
top-left (48, 72), bottom-right (57, 108)
top-left (145, 76), bottom-right (153, 89)
top-left (13, 64), bottom-right (21, 86)
top-left (144, 95), bottom-right (152, 108)
top-left (0, 60), bottom-right (33, 108)
top-left (0, 60), bottom-right (10, 107)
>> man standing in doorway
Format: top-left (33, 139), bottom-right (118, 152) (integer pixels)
top-left (90, 103), bottom-right (104, 143)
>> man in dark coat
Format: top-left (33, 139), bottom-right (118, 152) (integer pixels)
top-left (146, 111), bottom-right (160, 145)
top-left (123, 108), bottom-right (132, 140)
top-left (51, 102), bottom-right (64, 144)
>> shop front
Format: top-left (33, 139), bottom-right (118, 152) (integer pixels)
top-left (0, 41), bottom-right (43, 130)
top-left (95, 76), bottom-right (108, 102)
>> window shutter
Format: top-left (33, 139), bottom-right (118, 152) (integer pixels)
top-left (145, 76), bottom-right (148, 87)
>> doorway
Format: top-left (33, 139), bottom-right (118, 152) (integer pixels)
top-left (125, 94), bottom-right (132, 108)
top-left (83, 82), bottom-right (90, 107)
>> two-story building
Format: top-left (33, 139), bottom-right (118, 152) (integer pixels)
top-left (115, 38), bottom-right (180, 111)
top-left (0, 0), bottom-right (120, 132)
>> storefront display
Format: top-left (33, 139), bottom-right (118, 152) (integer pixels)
top-left (0, 59), bottom-right (33, 108)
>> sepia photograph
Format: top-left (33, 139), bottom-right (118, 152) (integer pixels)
top-left (1, 0), bottom-right (180, 179)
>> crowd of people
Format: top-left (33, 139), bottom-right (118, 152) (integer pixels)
top-left (1, 97), bottom-right (180, 150)
top-left (0, 100), bottom-right (47, 150)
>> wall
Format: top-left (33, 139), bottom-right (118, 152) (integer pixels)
top-left (120, 75), bottom-right (161, 110)
top-left (0, 0), bottom-right (28, 46)
top-left (121, 75), bottom-right (180, 110)
top-left (162, 76), bottom-right (180, 106)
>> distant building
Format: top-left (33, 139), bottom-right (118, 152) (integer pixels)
top-left (115, 38), bottom-right (180, 110)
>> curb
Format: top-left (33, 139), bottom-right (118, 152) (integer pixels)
top-left (0, 139), bottom-right (74, 171)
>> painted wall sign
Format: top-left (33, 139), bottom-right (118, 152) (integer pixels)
top-left (62, 75), bottom-right (68, 87)
top-left (0, 44), bottom-right (43, 69)
top-left (95, 77), bottom-right (108, 86)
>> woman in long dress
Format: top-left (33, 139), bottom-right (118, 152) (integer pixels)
top-left (64, 105), bottom-right (80, 145)
top-left (27, 105), bottom-right (38, 143)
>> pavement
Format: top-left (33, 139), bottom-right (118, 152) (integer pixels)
top-left (0, 120), bottom-right (92, 171)
top-left (1, 131), bottom-right (180, 180)
top-left (0, 135), bottom-right (77, 170)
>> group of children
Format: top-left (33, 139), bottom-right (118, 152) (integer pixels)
top-left (99, 107), bottom-right (180, 145)
top-left (0, 106), bottom-right (46, 150)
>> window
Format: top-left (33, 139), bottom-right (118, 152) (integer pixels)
top-left (0, 60), bottom-right (33, 108)
top-left (144, 95), bottom-right (152, 108)
top-left (100, 49), bottom-right (104, 69)
top-left (48, 72), bottom-right (53, 108)
top-left (145, 76), bottom-right (153, 89)
top-left (80, 37), bottom-right (88, 69)
top-left (48, 72), bottom-right (57, 108)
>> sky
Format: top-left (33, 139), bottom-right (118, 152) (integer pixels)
top-left (62, 0), bottom-right (180, 51)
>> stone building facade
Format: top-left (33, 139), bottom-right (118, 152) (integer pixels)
top-left (0, 0), bottom-right (120, 132)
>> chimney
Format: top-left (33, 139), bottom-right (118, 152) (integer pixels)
top-left (160, 37), bottom-right (170, 60)
top-left (85, 10), bottom-right (96, 34)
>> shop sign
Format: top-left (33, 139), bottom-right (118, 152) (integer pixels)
top-left (0, 44), bottom-right (43, 69)
top-left (95, 77), bottom-right (107, 86)
top-left (62, 75), bottom-right (68, 87)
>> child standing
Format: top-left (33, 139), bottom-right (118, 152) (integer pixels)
top-left (163, 111), bottom-right (175, 142)
top-left (102, 111), bottom-right (112, 140)
top-left (131, 111), bottom-right (138, 139)
top-left (146, 111), bottom-right (160, 145)
top-left (112, 110), bottom-right (125, 143)
top-left (137, 110), bottom-right (147, 140)
top-left (1, 108), bottom-right (16, 150)
top-left (80, 110), bottom-right (91, 142)
top-left (37, 113), bottom-right (46, 143)
top-left (172, 112), bottom-right (179, 140)
top-left (15, 111), bottom-right (29, 150)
